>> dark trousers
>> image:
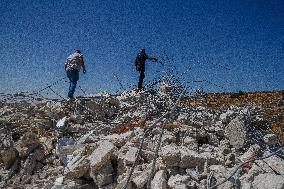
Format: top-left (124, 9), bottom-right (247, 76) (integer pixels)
top-left (66, 69), bottom-right (79, 98)
top-left (138, 71), bottom-right (145, 89)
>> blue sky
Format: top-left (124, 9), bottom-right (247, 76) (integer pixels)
top-left (0, 0), bottom-right (283, 96)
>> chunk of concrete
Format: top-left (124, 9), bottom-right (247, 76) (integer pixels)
top-left (1, 148), bottom-right (18, 169)
top-left (252, 173), bottom-right (284, 189)
top-left (124, 147), bottom-right (139, 166)
top-left (182, 137), bottom-right (198, 150)
top-left (20, 132), bottom-right (40, 147)
top-left (262, 155), bottom-right (284, 175)
top-left (239, 144), bottom-right (261, 162)
top-left (56, 116), bottom-right (67, 128)
top-left (132, 166), bottom-right (151, 188)
top-left (91, 163), bottom-right (114, 187)
top-left (179, 146), bottom-right (196, 169)
top-left (160, 144), bottom-right (180, 167)
top-left (89, 140), bottom-right (117, 172)
top-left (64, 153), bottom-right (89, 179)
top-left (151, 170), bottom-right (168, 189)
top-left (225, 118), bottom-right (248, 150)
top-left (168, 174), bottom-right (190, 189)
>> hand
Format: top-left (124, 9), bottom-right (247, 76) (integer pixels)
top-left (83, 69), bottom-right (86, 74)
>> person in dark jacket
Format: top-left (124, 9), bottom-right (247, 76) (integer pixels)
top-left (135, 48), bottom-right (158, 89)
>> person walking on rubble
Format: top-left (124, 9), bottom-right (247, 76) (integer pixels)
top-left (135, 48), bottom-right (158, 89)
top-left (64, 49), bottom-right (86, 99)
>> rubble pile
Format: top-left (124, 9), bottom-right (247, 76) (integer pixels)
top-left (0, 90), bottom-right (283, 189)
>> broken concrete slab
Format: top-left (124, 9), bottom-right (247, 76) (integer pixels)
top-left (131, 165), bottom-right (151, 188)
top-left (1, 148), bottom-right (19, 169)
top-left (89, 140), bottom-right (117, 172)
top-left (91, 163), bottom-right (114, 187)
top-left (167, 174), bottom-right (190, 189)
top-left (225, 118), bottom-right (248, 150)
top-left (160, 144), bottom-right (180, 167)
top-left (64, 153), bottom-right (89, 179)
top-left (252, 173), bottom-right (284, 189)
top-left (150, 170), bottom-right (168, 189)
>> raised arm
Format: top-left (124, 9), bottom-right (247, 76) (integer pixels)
top-left (147, 56), bottom-right (158, 62)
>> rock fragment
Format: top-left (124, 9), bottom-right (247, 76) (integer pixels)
top-left (160, 144), bottom-right (180, 167)
top-left (225, 118), bottom-right (248, 149)
top-left (252, 173), bottom-right (284, 189)
top-left (151, 170), bottom-right (168, 189)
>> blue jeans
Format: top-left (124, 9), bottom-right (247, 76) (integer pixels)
top-left (66, 69), bottom-right (79, 98)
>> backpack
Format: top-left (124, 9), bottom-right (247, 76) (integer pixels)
top-left (66, 53), bottom-right (82, 70)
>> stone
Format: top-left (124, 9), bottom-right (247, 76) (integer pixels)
top-left (179, 147), bottom-right (221, 170)
top-left (263, 134), bottom-right (279, 145)
top-left (208, 165), bottom-right (227, 179)
top-left (132, 166), bottom-right (151, 188)
top-left (162, 134), bottom-right (176, 144)
top-left (116, 171), bottom-right (140, 189)
top-left (179, 146), bottom-right (196, 169)
top-left (160, 144), bottom-right (180, 167)
top-left (21, 158), bottom-right (37, 175)
top-left (239, 144), bottom-right (261, 162)
top-left (141, 150), bottom-right (155, 162)
top-left (224, 118), bottom-right (248, 150)
top-left (219, 110), bottom-right (235, 124)
top-left (103, 132), bottom-right (132, 147)
top-left (124, 147), bottom-right (139, 166)
top-left (53, 176), bottom-right (64, 186)
top-left (1, 148), bottom-right (18, 169)
top-left (0, 131), bottom-right (13, 149)
top-left (64, 152), bottom-right (89, 179)
top-left (252, 173), bottom-right (284, 189)
top-left (218, 140), bottom-right (231, 155)
top-left (262, 155), bottom-right (284, 175)
top-left (168, 174), bottom-right (190, 189)
top-left (100, 183), bottom-right (117, 189)
top-left (90, 162), bottom-right (114, 186)
top-left (20, 132), bottom-right (40, 147)
top-left (241, 183), bottom-right (252, 189)
top-left (186, 169), bottom-right (200, 181)
top-left (208, 134), bottom-right (219, 146)
top-left (150, 170), bottom-right (168, 189)
top-left (89, 140), bottom-right (117, 172)
top-left (39, 137), bottom-right (54, 155)
top-left (177, 113), bottom-right (190, 125)
top-left (182, 137), bottom-right (198, 150)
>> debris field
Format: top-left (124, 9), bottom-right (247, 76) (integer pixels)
top-left (0, 90), bottom-right (284, 189)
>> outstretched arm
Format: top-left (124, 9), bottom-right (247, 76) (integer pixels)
top-left (147, 56), bottom-right (158, 62)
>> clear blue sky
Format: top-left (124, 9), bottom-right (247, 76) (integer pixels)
top-left (0, 0), bottom-right (283, 96)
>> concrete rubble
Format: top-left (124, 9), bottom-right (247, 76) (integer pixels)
top-left (0, 90), bottom-right (283, 189)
